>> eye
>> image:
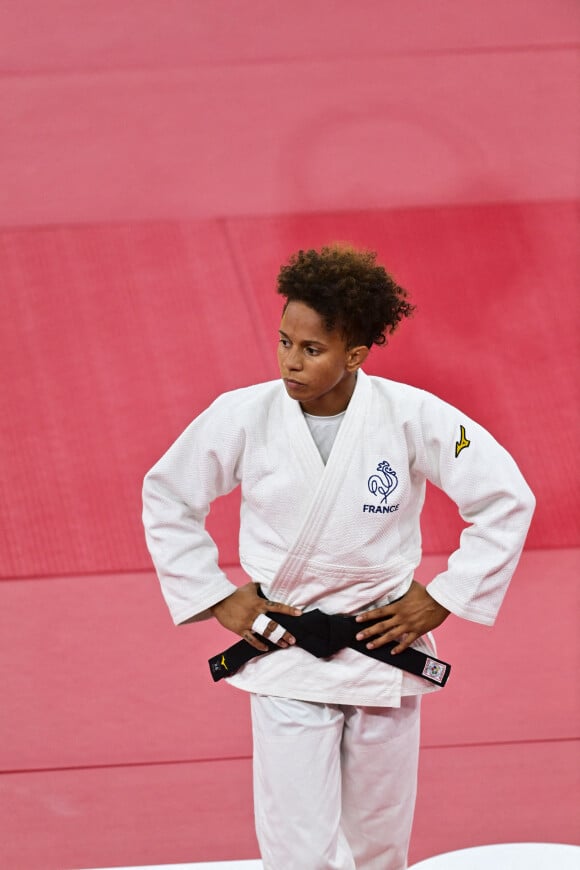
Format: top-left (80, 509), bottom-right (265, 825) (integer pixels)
top-left (279, 337), bottom-right (291, 348)
top-left (305, 346), bottom-right (321, 356)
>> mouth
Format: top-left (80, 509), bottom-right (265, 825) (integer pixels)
top-left (284, 378), bottom-right (305, 389)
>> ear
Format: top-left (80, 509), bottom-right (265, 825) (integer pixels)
top-left (346, 345), bottom-right (370, 371)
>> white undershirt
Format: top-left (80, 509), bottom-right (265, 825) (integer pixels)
top-left (303, 411), bottom-right (346, 464)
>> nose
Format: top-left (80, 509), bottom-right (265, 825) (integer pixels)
top-left (287, 346), bottom-right (303, 371)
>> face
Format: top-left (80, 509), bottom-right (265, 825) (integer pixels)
top-left (277, 301), bottom-right (369, 416)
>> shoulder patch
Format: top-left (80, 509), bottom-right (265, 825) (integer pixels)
top-left (455, 425), bottom-right (471, 458)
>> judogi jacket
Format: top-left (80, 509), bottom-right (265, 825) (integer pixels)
top-left (142, 371), bottom-right (535, 706)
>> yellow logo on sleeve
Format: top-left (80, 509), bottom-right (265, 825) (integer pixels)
top-left (220, 655), bottom-right (228, 671)
top-left (455, 425), bottom-right (471, 458)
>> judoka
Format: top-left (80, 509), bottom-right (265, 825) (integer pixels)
top-left (142, 244), bottom-right (535, 870)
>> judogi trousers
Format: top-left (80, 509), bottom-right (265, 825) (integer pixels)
top-left (251, 693), bottom-right (421, 870)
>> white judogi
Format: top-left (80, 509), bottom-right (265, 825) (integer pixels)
top-left (142, 370), bottom-right (535, 706)
top-left (251, 693), bottom-right (421, 870)
top-left (142, 371), bottom-right (535, 869)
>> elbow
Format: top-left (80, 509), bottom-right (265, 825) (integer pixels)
top-left (142, 465), bottom-right (163, 508)
top-left (521, 481), bottom-right (536, 520)
top-left (141, 473), bottom-right (152, 518)
top-left (526, 487), bottom-right (536, 522)
top-left (142, 464), bottom-right (157, 496)
top-left (527, 488), bottom-right (536, 517)
top-left (142, 467), bottom-right (163, 531)
top-left (516, 481), bottom-right (536, 535)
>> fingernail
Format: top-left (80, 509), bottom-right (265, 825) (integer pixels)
top-left (366, 642), bottom-right (374, 650)
top-left (356, 632), bottom-right (363, 641)
top-left (355, 616), bottom-right (362, 622)
top-left (288, 637), bottom-right (296, 645)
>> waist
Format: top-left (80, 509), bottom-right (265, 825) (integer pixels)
top-left (259, 574), bottom-right (413, 615)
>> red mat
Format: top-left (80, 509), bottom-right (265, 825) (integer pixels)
top-left (0, 221), bottom-right (270, 577)
top-left (0, 759), bottom-right (259, 870)
top-left (2, 737), bottom-right (578, 870)
top-left (413, 738), bottom-right (580, 864)
top-left (0, 550), bottom-right (578, 868)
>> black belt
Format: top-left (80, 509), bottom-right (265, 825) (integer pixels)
top-left (209, 607), bottom-right (451, 687)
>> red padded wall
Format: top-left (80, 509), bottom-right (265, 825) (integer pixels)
top-left (1, 202), bottom-right (577, 578)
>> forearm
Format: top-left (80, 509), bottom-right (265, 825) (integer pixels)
top-left (142, 467), bottom-right (238, 625)
top-left (426, 480), bottom-right (536, 625)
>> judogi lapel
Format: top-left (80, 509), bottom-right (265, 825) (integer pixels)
top-left (269, 371), bottom-right (372, 603)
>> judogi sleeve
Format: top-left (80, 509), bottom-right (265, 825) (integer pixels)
top-left (142, 394), bottom-right (244, 625)
top-left (415, 391), bottom-right (536, 625)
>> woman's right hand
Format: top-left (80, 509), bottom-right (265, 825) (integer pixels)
top-left (210, 582), bottom-right (302, 651)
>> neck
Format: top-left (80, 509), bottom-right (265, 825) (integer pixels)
top-left (300, 371), bottom-right (357, 416)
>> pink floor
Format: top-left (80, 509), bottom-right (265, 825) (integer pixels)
top-left (1, 552), bottom-right (578, 868)
top-left (1, 3), bottom-right (579, 868)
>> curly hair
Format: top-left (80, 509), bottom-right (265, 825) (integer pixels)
top-left (276, 244), bottom-right (414, 348)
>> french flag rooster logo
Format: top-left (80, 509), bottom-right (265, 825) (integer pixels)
top-left (368, 460), bottom-right (399, 504)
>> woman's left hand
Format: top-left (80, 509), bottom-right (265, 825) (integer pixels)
top-left (355, 580), bottom-right (450, 654)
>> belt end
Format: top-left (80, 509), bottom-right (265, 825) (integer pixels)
top-left (208, 653), bottom-right (230, 682)
top-left (422, 656), bottom-right (450, 686)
